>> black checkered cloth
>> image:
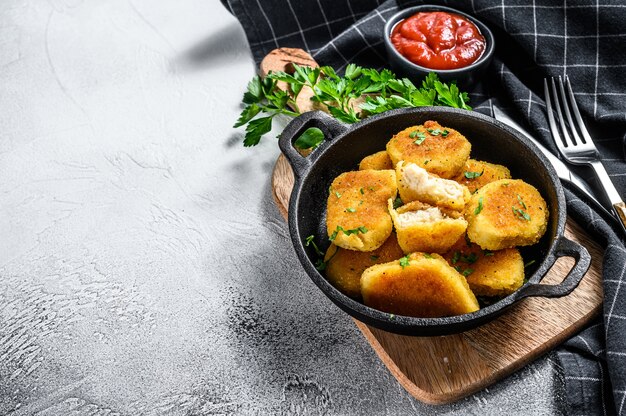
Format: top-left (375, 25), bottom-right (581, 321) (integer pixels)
top-left (222, 0), bottom-right (626, 414)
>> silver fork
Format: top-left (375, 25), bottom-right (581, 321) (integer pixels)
top-left (544, 75), bottom-right (626, 235)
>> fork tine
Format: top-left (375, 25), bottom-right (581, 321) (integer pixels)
top-left (544, 78), bottom-right (567, 151)
top-left (557, 76), bottom-right (582, 146)
top-left (549, 77), bottom-right (575, 148)
top-left (564, 75), bottom-right (594, 145)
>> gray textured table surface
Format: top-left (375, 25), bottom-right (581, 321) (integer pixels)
top-left (0, 1), bottom-right (567, 414)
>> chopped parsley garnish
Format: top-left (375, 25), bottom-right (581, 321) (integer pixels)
top-left (315, 245), bottom-right (339, 271)
top-left (359, 187), bottom-right (364, 194)
top-left (464, 170), bottom-right (484, 179)
top-left (423, 253), bottom-right (434, 259)
top-left (410, 131), bottom-right (427, 145)
top-left (315, 259), bottom-right (327, 271)
top-left (513, 207), bottom-right (531, 221)
top-left (424, 160), bottom-right (429, 165)
top-left (512, 195), bottom-right (531, 221)
top-left (393, 196), bottom-right (403, 209)
top-left (345, 207), bottom-right (356, 213)
top-left (524, 259), bottom-right (536, 268)
top-left (335, 191), bottom-right (342, 198)
top-left (474, 196), bottom-right (484, 215)
top-left (451, 251), bottom-right (461, 264)
top-left (305, 235), bottom-right (324, 257)
top-left (451, 251), bottom-right (477, 264)
top-left (460, 252), bottom-right (478, 264)
top-left (399, 255), bottom-right (410, 268)
top-left (329, 225), bottom-right (368, 241)
top-left (455, 266), bottom-right (474, 277)
top-left (426, 128), bottom-right (449, 137)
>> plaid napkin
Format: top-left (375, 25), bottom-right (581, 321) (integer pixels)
top-left (222, 0), bottom-right (626, 413)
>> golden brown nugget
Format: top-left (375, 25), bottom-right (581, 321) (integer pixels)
top-left (466, 179), bottom-right (549, 250)
top-left (324, 232), bottom-right (405, 299)
top-left (388, 199), bottom-right (467, 254)
top-left (443, 236), bottom-right (525, 297)
top-left (327, 169), bottom-right (397, 251)
top-left (359, 150), bottom-right (393, 170)
top-left (396, 161), bottom-right (470, 211)
top-left (361, 253), bottom-right (480, 317)
top-left (386, 120), bottom-right (471, 179)
top-left (452, 159), bottom-right (512, 194)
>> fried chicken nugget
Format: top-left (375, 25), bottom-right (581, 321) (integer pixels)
top-left (324, 232), bottom-right (405, 299)
top-left (388, 199), bottom-right (468, 254)
top-left (466, 179), bottom-right (549, 250)
top-left (452, 159), bottom-right (512, 194)
top-left (443, 235), bottom-right (525, 297)
top-left (386, 120), bottom-right (471, 179)
top-left (396, 161), bottom-right (470, 211)
top-left (327, 170), bottom-right (397, 251)
top-left (361, 253), bottom-right (480, 317)
top-left (359, 150), bottom-right (393, 170)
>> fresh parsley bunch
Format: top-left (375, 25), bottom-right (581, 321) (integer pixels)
top-left (234, 64), bottom-right (471, 147)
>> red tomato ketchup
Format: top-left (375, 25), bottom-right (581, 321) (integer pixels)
top-left (390, 11), bottom-right (486, 70)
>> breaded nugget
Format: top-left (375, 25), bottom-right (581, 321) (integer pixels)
top-left (361, 253), bottom-right (480, 317)
top-left (388, 199), bottom-right (467, 254)
top-left (359, 150), bottom-right (393, 170)
top-left (386, 120), bottom-right (471, 179)
top-left (465, 179), bottom-right (549, 250)
top-left (324, 232), bottom-right (405, 299)
top-left (443, 235), bottom-right (525, 297)
top-left (452, 159), bottom-right (512, 194)
top-left (396, 161), bottom-right (470, 211)
top-left (327, 169), bottom-right (397, 251)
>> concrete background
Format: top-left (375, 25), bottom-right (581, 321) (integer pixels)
top-left (0, 0), bottom-right (566, 414)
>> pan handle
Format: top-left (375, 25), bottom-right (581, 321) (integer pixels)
top-left (278, 111), bottom-right (349, 179)
top-left (513, 236), bottom-right (591, 299)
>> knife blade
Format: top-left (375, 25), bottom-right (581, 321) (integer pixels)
top-left (492, 106), bottom-right (616, 223)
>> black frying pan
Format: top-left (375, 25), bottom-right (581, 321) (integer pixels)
top-left (278, 107), bottom-right (590, 336)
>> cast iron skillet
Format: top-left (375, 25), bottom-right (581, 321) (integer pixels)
top-left (278, 107), bottom-right (591, 336)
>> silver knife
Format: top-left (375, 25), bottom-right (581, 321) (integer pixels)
top-left (492, 106), bottom-right (613, 220)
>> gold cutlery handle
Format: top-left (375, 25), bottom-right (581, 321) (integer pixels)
top-left (614, 202), bottom-right (626, 233)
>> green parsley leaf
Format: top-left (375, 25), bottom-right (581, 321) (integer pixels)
top-left (235, 66), bottom-right (472, 146)
top-left (399, 255), bottom-right (410, 268)
top-left (294, 127), bottom-right (325, 150)
top-left (345, 207), bottom-right (356, 213)
top-left (244, 116), bottom-right (273, 147)
top-left (393, 196), bottom-right (403, 209)
top-left (233, 104), bottom-right (261, 128)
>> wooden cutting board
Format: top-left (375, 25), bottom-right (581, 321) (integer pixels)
top-left (262, 48), bottom-right (604, 405)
